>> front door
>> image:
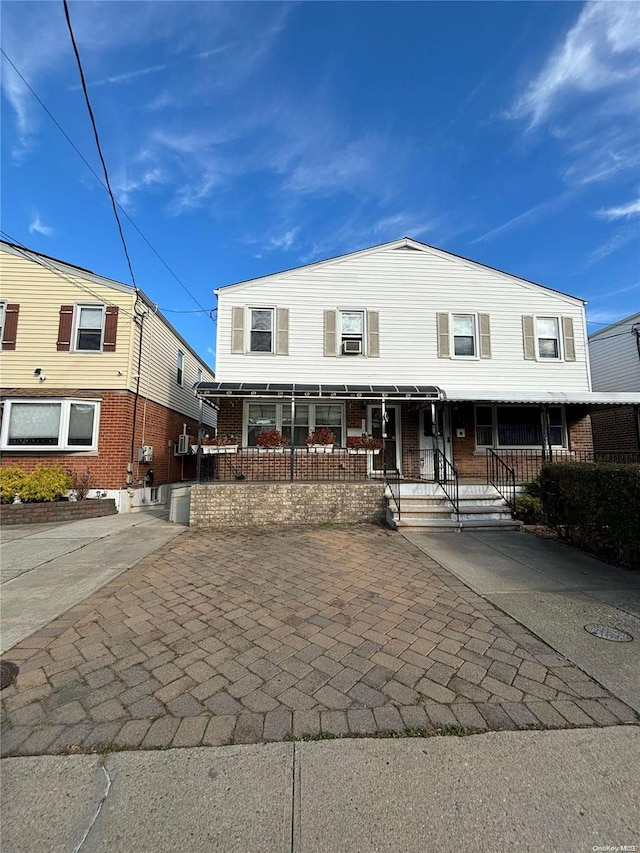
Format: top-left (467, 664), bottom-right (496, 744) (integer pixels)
top-left (419, 404), bottom-right (452, 480)
top-left (368, 404), bottom-right (401, 473)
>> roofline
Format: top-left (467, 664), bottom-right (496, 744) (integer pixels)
top-left (588, 310), bottom-right (640, 339)
top-left (213, 236), bottom-right (586, 304)
top-left (1, 239), bottom-right (215, 374)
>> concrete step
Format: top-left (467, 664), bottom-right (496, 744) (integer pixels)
top-left (394, 517), bottom-right (522, 530)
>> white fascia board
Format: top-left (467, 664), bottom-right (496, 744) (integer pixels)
top-left (442, 388), bottom-right (640, 405)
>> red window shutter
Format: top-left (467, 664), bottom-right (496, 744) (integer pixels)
top-left (2, 304), bottom-right (20, 350)
top-left (103, 306), bottom-right (119, 352)
top-left (57, 305), bottom-right (74, 351)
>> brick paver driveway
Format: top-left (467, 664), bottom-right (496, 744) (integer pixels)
top-left (1, 526), bottom-right (635, 756)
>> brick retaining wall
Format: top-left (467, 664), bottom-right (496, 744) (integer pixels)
top-left (190, 482), bottom-right (386, 529)
top-left (1, 499), bottom-right (117, 525)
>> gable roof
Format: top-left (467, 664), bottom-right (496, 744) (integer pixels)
top-left (588, 311), bottom-right (640, 339)
top-left (214, 237), bottom-right (586, 305)
top-left (0, 239), bottom-right (215, 373)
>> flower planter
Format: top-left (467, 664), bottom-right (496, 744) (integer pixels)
top-left (257, 447), bottom-right (288, 454)
top-left (200, 444), bottom-right (238, 455)
top-left (307, 444), bottom-right (334, 454)
top-left (347, 448), bottom-right (381, 456)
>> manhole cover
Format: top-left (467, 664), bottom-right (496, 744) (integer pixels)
top-left (584, 623), bottom-right (633, 642)
top-left (0, 661), bottom-right (19, 690)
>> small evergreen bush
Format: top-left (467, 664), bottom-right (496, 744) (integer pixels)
top-left (19, 465), bottom-right (74, 503)
top-left (0, 467), bottom-right (27, 504)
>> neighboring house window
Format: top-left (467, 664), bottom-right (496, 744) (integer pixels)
top-left (340, 311), bottom-right (364, 354)
top-left (74, 305), bottom-right (105, 351)
top-left (475, 405), bottom-right (566, 448)
top-left (196, 368), bottom-right (203, 384)
top-left (452, 314), bottom-right (476, 357)
top-left (250, 308), bottom-right (274, 353)
top-left (177, 351), bottom-right (184, 386)
top-left (1, 399), bottom-right (100, 451)
top-left (246, 401), bottom-right (344, 446)
top-left (536, 317), bottom-right (561, 359)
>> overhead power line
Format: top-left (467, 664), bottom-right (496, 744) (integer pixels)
top-left (0, 46), bottom-right (212, 319)
top-left (62, 0), bottom-right (138, 291)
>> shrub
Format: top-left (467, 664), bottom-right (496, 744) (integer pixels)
top-left (514, 494), bottom-right (545, 525)
top-left (0, 467), bottom-right (27, 504)
top-left (539, 462), bottom-right (640, 570)
top-left (306, 428), bottom-right (336, 446)
top-left (346, 436), bottom-right (383, 451)
top-left (19, 465), bottom-right (74, 503)
top-left (69, 469), bottom-right (91, 500)
top-left (256, 429), bottom-right (290, 448)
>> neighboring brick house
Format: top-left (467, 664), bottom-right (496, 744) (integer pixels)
top-left (589, 312), bottom-right (640, 454)
top-left (0, 240), bottom-right (216, 511)
top-left (196, 237), bottom-right (639, 486)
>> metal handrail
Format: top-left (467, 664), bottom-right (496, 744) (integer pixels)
top-left (486, 449), bottom-right (516, 517)
top-left (383, 446), bottom-right (401, 520)
top-left (434, 447), bottom-right (459, 521)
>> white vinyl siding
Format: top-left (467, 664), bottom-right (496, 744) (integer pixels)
top-left (589, 312), bottom-right (640, 393)
top-left (216, 243), bottom-right (590, 392)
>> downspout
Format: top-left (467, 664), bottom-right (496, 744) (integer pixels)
top-left (128, 306), bottom-right (145, 488)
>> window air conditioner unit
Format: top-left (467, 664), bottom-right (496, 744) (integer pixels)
top-left (176, 434), bottom-right (192, 455)
top-left (342, 339), bottom-right (362, 355)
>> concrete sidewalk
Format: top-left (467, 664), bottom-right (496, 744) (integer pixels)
top-left (405, 530), bottom-right (640, 712)
top-left (2, 727), bottom-right (638, 852)
top-left (1, 511), bottom-right (184, 654)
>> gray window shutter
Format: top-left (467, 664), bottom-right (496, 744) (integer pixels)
top-left (231, 306), bottom-right (244, 354)
top-left (478, 313), bottom-right (491, 359)
top-left (324, 310), bottom-right (337, 357)
top-left (522, 315), bottom-right (536, 360)
top-left (276, 308), bottom-right (289, 356)
top-left (437, 313), bottom-right (450, 358)
top-left (367, 310), bottom-right (380, 357)
top-left (562, 316), bottom-right (576, 361)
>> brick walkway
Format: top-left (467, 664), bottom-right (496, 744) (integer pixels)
top-left (1, 527), bottom-right (636, 756)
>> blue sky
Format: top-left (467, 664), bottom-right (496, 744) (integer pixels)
top-left (2, 0), bottom-right (638, 369)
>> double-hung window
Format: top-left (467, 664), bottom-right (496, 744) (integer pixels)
top-left (246, 402), bottom-right (344, 446)
top-left (74, 305), bottom-right (105, 352)
top-left (340, 311), bottom-right (364, 354)
top-left (452, 314), bottom-right (476, 357)
top-left (1, 399), bottom-right (100, 451)
top-left (536, 317), bottom-right (561, 359)
top-left (475, 405), bottom-right (566, 448)
top-left (249, 308), bottom-right (274, 353)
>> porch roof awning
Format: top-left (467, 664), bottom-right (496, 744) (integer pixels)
top-left (441, 388), bottom-right (640, 405)
top-left (195, 382), bottom-right (442, 401)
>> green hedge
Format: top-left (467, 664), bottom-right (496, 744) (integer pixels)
top-left (539, 462), bottom-right (640, 570)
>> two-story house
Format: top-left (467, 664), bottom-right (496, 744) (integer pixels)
top-left (0, 240), bottom-right (216, 512)
top-left (192, 238), bottom-right (638, 527)
top-left (589, 312), bottom-right (640, 454)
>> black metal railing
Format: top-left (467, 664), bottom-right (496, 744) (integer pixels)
top-left (434, 447), bottom-right (459, 521)
top-left (383, 446), bottom-right (401, 520)
top-left (196, 446), bottom-right (380, 483)
top-left (489, 449), bottom-right (640, 483)
top-left (486, 449), bottom-right (516, 517)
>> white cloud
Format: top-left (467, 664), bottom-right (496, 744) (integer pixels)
top-left (509, 2), bottom-right (640, 128)
top-left (28, 214), bottom-right (53, 237)
top-left (596, 198), bottom-right (640, 221)
top-left (585, 227), bottom-right (637, 266)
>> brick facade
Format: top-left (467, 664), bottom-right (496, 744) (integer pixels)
top-left (190, 482), bottom-right (386, 528)
top-left (0, 389), bottom-right (201, 490)
top-left (591, 406), bottom-right (640, 453)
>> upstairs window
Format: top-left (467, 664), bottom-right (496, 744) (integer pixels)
top-left (250, 308), bottom-right (274, 352)
top-left (177, 351), bottom-right (184, 386)
top-left (452, 314), bottom-right (476, 357)
top-left (536, 317), bottom-right (560, 359)
top-left (75, 305), bottom-right (105, 351)
top-left (1, 399), bottom-right (100, 451)
top-left (340, 311), bottom-right (364, 355)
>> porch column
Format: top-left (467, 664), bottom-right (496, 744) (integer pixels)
top-left (290, 395), bottom-right (295, 481)
top-left (381, 397), bottom-right (387, 475)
